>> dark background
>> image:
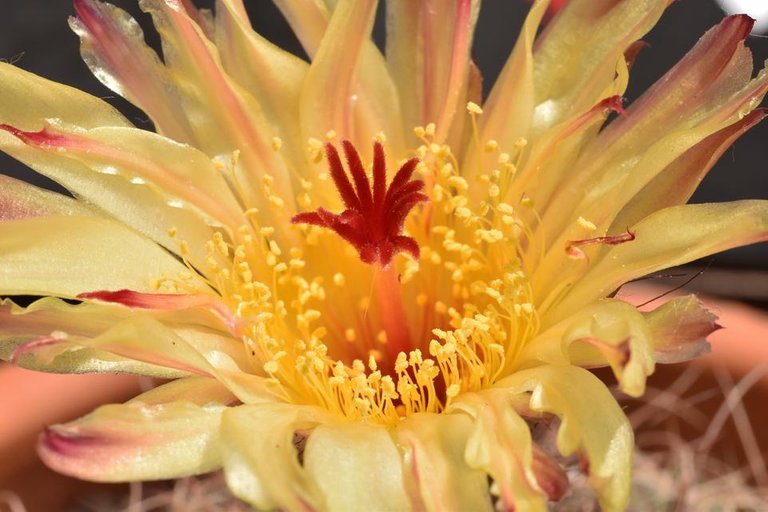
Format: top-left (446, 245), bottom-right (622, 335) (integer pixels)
top-left (0, 1), bottom-right (766, 279)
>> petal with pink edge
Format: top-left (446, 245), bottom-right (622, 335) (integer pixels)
top-left (70, 0), bottom-right (196, 143)
top-left (38, 400), bottom-right (224, 481)
top-left (643, 295), bottom-right (719, 364)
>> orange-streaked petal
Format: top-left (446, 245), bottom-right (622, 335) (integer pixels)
top-left (140, 0), bottom-right (295, 217)
top-left (299, 0), bottom-right (405, 154)
top-left (215, 0), bottom-right (308, 169)
top-left (385, 0), bottom-right (480, 144)
top-left (38, 400), bottom-right (224, 481)
top-left (610, 108), bottom-right (766, 231)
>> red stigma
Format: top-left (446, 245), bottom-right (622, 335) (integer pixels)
top-left (292, 140), bottom-right (427, 267)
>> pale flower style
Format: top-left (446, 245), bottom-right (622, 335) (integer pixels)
top-left (1, 0), bottom-right (767, 510)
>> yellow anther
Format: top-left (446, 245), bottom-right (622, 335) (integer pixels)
top-left (325, 129), bottom-right (337, 140)
top-left (271, 136), bottom-right (283, 151)
top-left (577, 216), bottom-right (597, 231)
top-left (425, 123), bottom-right (436, 137)
top-left (484, 139), bottom-right (498, 152)
top-left (466, 101), bottom-right (483, 115)
top-left (414, 126), bottom-right (426, 138)
top-left (333, 273), bottom-right (346, 287)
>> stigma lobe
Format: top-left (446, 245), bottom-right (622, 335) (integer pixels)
top-left (292, 140), bottom-right (427, 268)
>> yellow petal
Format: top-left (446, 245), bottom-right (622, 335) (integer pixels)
top-left (220, 404), bottom-right (330, 510)
top-left (2, 124), bottom-right (243, 228)
top-left (0, 174), bottom-right (95, 220)
top-left (127, 376), bottom-right (237, 406)
top-left (303, 422), bottom-right (410, 511)
top-left (38, 400), bottom-right (224, 481)
top-left (0, 62), bottom-right (129, 130)
top-left (549, 200), bottom-right (768, 323)
top-left (0, 297), bottom-right (187, 378)
top-left (396, 413), bottom-right (491, 511)
top-left (0, 215), bottom-right (195, 297)
top-left (496, 365), bottom-right (633, 512)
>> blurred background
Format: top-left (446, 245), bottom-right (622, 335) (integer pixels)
top-left (0, 1), bottom-right (767, 510)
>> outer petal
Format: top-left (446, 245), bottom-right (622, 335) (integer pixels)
top-left (548, 201), bottom-right (768, 323)
top-left (537, 16), bottom-right (768, 262)
top-left (0, 215), bottom-right (195, 297)
top-left (495, 365), bottom-right (634, 512)
top-left (127, 376), bottom-right (238, 407)
top-left (70, 0), bottom-right (196, 142)
top-left (643, 295), bottom-right (719, 363)
top-left (1, 124), bottom-right (243, 228)
top-left (220, 404), bottom-right (331, 511)
top-left (38, 400), bottom-right (224, 481)
top-left (610, 108), bottom-right (766, 231)
top-left (0, 66), bottom-right (220, 273)
top-left (303, 422), bottom-right (410, 511)
top-left (396, 413), bottom-right (492, 512)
